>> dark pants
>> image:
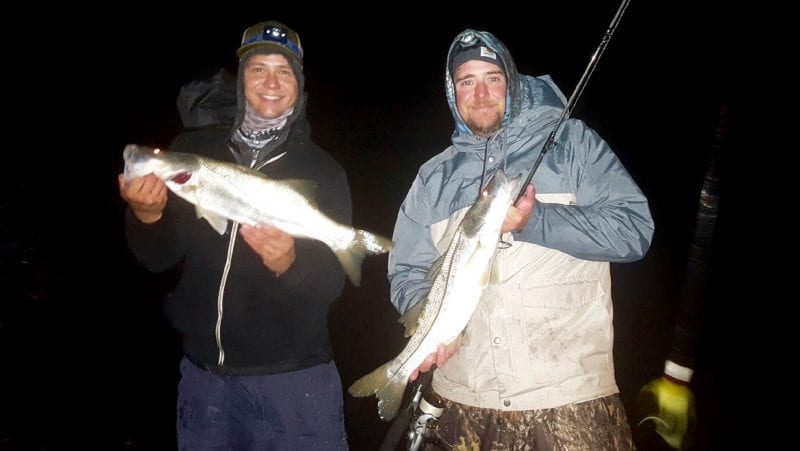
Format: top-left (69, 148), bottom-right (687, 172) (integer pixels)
top-left (177, 357), bottom-right (348, 450)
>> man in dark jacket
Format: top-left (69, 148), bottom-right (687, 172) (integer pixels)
top-left (118, 20), bottom-right (350, 450)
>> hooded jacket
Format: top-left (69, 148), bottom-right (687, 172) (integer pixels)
top-left (388, 30), bottom-right (654, 410)
top-left (125, 65), bottom-right (350, 376)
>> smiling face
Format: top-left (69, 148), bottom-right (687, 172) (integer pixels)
top-left (454, 59), bottom-right (507, 138)
top-left (242, 53), bottom-right (299, 118)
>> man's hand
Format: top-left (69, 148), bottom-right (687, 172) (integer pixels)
top-left (118, 173), bottom-right (168, 224)
top-left (501, 183), bottom-right (536, 234)
top-left (409, 334), bottom-right (463, 382)
top-left (240, 224), bottom-right (296, 276)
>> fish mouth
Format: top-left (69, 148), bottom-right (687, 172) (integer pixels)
top-left (123, 144), bottom-right (138, 160)
top-left (122, 144), bottom-right (152, 181)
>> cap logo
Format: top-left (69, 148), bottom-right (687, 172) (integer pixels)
top-left (452, 44), bottom-right (504, 75)
top-left (479, 46), bottom-right (497, 60)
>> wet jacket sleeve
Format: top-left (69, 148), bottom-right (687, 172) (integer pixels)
top-left (124, 200), bottom-right (186, 273)
top-left (387, 174), bottom-right (440, 314)
top-left (517, 119), bottom-right (654, 262)
top-left (123, 133), bottom-right (197, 273)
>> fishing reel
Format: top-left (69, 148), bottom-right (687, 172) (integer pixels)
top-left (406, 387), bottom-right (445, 451)
top-left (379, 371), bottom-right (447, 451)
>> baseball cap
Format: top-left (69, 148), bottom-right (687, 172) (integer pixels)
top-left (236, 21), bottom-right (303, 64)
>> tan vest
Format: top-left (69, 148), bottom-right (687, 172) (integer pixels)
top-left (430, 193), bottom-right (619, 410)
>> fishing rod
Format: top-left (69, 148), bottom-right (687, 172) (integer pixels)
top-left (378, 370), bottom-right (436, 451)
top-left (636, 100), bottom-right (729, 449)
top-left (517, 0), bottom-right (632, 201)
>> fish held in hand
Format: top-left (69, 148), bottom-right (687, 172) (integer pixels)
top-left (122, 143), bottom-right (393, 285)
top-left (348, 169), bottom-right (522, 420)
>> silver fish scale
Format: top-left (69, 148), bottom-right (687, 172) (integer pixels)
top-left (195, 160), bottom-right (350, 244)
top-left (390, 227), bottom-right (486, 381)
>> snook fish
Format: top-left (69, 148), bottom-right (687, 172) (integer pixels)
top-left (122, 144), bottom-right (393, 286)
top-left (348, 169), bottom-right (522, 420)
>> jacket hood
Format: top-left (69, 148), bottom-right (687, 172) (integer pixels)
top-left (446, 30), bottom-right (566, 140)
top-left (176, 68), bottom-right (238, 129)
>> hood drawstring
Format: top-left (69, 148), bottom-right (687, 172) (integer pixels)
top-left (476, 129), bottom-right (512, 249)
top-left (477, 128), bottom-right (509, 196)
top-left (499, 128), bottom-right (509, 174)
top-left (477, 139), bottom-right (491, 199)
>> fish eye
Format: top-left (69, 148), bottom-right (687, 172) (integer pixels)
top-left (171, 172), bottom-right (192, 185)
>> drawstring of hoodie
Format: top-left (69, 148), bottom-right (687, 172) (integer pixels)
top-left (499, 128), bottom-right (509, 174)
top-left (478, 128), bottom-right (512, 249)
top-left (477, 128), bottom-right (509, 195)
top-left (477, 139), bottom-right (491, 198)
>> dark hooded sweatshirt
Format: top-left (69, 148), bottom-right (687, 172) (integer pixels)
top-left (124, 68), bottom-right (350, 375)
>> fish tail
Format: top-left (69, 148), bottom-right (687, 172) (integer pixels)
top-left (355, 229), bottom-right (395, 255)
top-left (348, 362), bottom-right (391, 397)
top-left (335, 249), bottom-right (364, 286)
top-left (336, 230), bottom-right (394, 286)
top-left (348, 362), bottom-right (407, 421)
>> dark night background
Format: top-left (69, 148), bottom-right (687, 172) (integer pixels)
top-left (2, 3), bottom-right (741, 450)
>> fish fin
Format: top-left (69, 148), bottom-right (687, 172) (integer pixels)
top-left (196, 206), bottom-right (229, 234)
top-left (477, 252), bottom-right (501, 287)
top-left (489, 256), bottom-right (501, 284)
top-left (426, 253), bottom-right (445, 281)
top-left (348, 362), bottom-right (407, 422)
top-left (477, 258), bottom-right (492, 287)
top-left (335, 229), bottom-right (394, 286)
top-left (398, 300), bottom-right (425, 337)
top-left (335, 248), bottom-right (363, 286)
top-left (376, 378), bottom-right (408, 422)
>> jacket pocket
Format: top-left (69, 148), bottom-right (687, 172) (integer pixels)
top-left (518, 275), bottom-right (604, 309)
top-left (515, 275), bottom-right (611, 386)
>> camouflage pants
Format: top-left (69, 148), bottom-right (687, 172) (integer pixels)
top-left (422, 394), bottom-right (635, 451)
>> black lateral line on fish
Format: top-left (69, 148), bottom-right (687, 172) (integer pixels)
top-left (387, 239), bottom-right (463, 382)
